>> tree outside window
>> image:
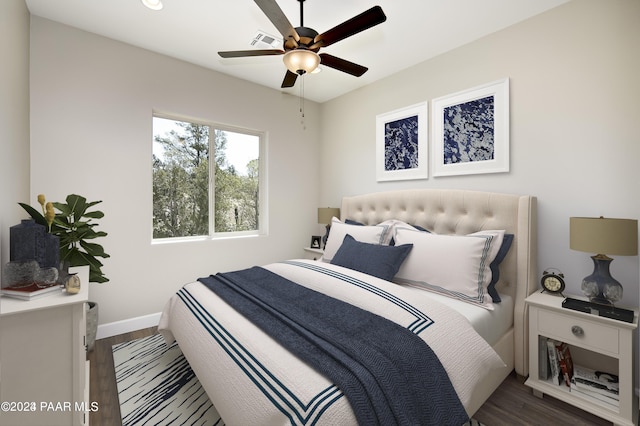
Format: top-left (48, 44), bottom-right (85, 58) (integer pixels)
top-left (152, 116), bottom-right (262, 239)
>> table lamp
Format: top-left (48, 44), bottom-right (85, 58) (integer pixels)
top-left (318, 207), bottom-right (340, 249)
top-left (570, 216), bottom-right (638, 305)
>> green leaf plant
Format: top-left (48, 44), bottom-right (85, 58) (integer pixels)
top-left (19, 194), bottom-right (110, 283)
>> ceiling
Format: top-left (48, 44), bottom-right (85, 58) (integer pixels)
top-left (25, 0), bottom-right (568, 103)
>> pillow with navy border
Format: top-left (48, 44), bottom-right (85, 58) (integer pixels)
top-left (330, 234), bottom-right (413, 281)
top-left (487, 233), bottom-right (514, 303)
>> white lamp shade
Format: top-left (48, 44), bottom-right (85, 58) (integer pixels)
top-left (283, 50), bottom-right (320, 75)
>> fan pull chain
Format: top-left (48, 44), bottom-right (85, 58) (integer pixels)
top-left (299, 74), bottom-right (306, 128)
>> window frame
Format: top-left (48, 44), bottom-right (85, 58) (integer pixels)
top-left (151, 113), bottom-right (268, 243)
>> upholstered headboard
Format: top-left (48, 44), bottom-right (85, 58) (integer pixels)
top-left (340, 188), bottom-right (537, 376)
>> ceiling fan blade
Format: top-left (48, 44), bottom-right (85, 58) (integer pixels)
top-left (319, 53), bottom-right (368, 77)
top-left (313, 6), bottom-right (386, 48)
top-left (218, 49), bottom-right (285, 58)
top-left (281, 70), bottom-right (298, 88)
top-left (254, 0), bottom-right (300, 43)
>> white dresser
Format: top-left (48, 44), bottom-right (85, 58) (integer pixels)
top-left (0, 266), bottom-right (90, 426)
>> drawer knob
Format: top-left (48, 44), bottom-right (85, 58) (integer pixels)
top-left (571, 325), bottom-right (584, 337)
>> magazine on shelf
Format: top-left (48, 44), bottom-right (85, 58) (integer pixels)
top-left (573, 365), bottom-right (619, 390)
top-left (546, 338), bottom-right (562, 385)
top-left (571, 365), bottom-right (619, 401)
top-left (1, 282), bottom-right (61, 300)
top-left (554, 341), bottom-right (573, 387)
top-left (538, 335), bottom-right (551, 380)
top-left (570, 381), bottom-right (619, 407)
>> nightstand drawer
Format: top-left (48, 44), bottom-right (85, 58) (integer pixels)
top-left (537, 309), bottom-right (619, 354)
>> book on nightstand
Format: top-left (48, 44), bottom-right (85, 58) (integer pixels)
top-left (570, 383), bottom-right (619, 408)
top-left (1, 282), bottom-right (62, 300)
top-left (570, 365), bottom-right (619, 407)
top-left (538, 335), bottom-right (552, 380)
top-left (554, 341), bottom-right (574, 387)
top-left (546, 338), bottom-right (563, 385)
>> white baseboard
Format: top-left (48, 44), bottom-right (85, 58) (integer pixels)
top-left (96, 312), bottom-right (162, 340)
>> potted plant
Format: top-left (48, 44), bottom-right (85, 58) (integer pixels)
top-left (19, 194), bottom-right (109, 350)
top-left (20, 194), bottom-right (110, 283)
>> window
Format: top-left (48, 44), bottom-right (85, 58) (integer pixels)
top-left (152, 115), bottom-right (264, 240)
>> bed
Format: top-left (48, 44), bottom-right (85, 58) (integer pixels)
top-left (159, 188), bottom-right (538, 425)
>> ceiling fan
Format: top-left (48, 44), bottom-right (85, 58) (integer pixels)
top-left (218, 0), bottom-right (387, 88)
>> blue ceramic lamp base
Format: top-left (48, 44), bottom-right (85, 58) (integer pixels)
top-left (581, 254), bottom-right (623, 305)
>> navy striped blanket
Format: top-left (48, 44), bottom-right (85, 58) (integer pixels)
top-left (199, 266), bottom-right (468, 426)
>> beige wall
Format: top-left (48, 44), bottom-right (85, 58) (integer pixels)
top-left (0, 0), bottom-right (31, 276)
top-left (319, 0), bottom-right (640, 308)
top-left (28, 17), bottom-right (322, 325)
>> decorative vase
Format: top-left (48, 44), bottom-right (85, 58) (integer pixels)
top-left (9, 219), bottom-right (60, 269)
top-left (10, 219), bottom-right (45, 264)
top-left (64, 273), bottom-right (81, 294)
top-left (43, 233), bottom-right (60, 269)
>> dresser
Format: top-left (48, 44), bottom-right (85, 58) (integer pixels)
top-left (0, 266), bottom-right (90, 426)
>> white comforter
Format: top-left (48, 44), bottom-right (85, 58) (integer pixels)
top-left (159, 260), bottom-right (505, 425)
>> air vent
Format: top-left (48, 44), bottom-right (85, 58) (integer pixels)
top-left (251, 31), bottom-right (282, 49)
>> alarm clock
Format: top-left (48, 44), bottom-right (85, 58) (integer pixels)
top-left (541, 268), bottom-right (565, 296)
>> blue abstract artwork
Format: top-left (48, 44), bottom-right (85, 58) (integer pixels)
top-left (443, 95), bottom-right (495, 164)
top-left (384, 115), bottom-right (419, 171)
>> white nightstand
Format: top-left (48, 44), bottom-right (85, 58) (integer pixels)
top-left (525, 291), bottom-right (638, 426)
top-left (0, 266), bottom-right (90, 426)
top-left (303, 247), bottom-right (323, 260)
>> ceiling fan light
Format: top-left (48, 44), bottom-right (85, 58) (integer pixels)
top-left (141, 0), bottom-right (163, 11)
top-left (283, 50), bottom-right (320, 75)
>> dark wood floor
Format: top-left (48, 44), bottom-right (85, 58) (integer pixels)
top-left (89, 327), bottom-right (612, 426)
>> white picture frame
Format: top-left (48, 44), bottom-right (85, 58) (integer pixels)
top-left (376, 102), bottom-right (428, 182)
top-left (432, 78), bottom-right (509, 177)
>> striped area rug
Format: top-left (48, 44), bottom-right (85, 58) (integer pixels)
top-left (113, 333), bottom-right (486, 426)
top-left (113, 333), bottom-right (224, 425)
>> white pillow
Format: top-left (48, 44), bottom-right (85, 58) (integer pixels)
top-left (322, 217), bottom-right (390, 263)
top-left (393, 228), bottom-right (505, 309)
top-left (377, 219), bottom-right (423, 244)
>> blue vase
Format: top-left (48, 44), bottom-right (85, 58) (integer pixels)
top-left (9, 219), bottom-right (60, 269)
top-left (43, 233), bottom-right (60, 269)
top-left (10, 219), bottom-right (45, 265)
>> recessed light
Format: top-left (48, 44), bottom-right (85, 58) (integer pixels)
top-left (142, 0), bottom-right (163, 11)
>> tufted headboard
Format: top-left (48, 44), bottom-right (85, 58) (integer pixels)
top-left (340, 188), bottom-right (537, 376)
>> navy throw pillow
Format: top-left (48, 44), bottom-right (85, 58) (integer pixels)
top-left (330, 234), bottom-right (413, 281)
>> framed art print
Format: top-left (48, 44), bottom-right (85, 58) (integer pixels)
top-left (432, 78), bottom-right (509, 177)
top-left (376, 102), bottom-right (428, 181)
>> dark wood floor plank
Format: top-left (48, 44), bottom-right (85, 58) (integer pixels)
top-left (473, 372), bottom-right (611, 426)
top-left (89, 327), bottom-right (612, 426)
top-left (88, 326), bottom-right (157, 426)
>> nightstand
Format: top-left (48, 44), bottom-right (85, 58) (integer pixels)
top-left (525, 291), bottom-right (638, 426)
top-left (303, 247), bottom-right (323, 260)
